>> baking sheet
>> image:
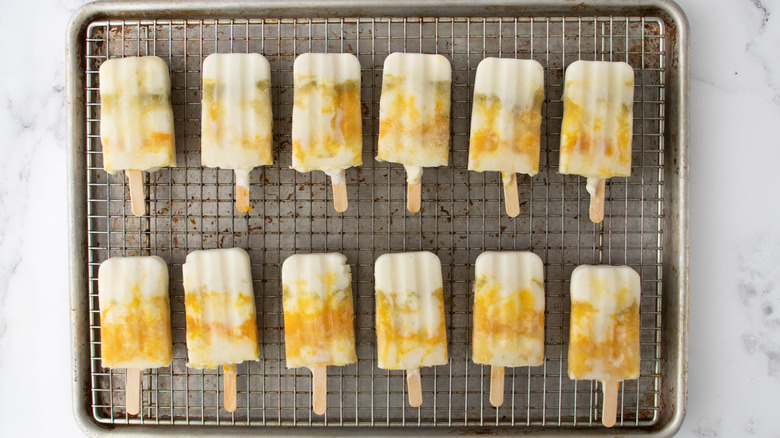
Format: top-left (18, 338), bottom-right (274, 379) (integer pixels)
top-left (67, 1), bottom-right (688, 435)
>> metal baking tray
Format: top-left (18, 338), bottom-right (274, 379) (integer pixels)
top-left (66, 0), bottom-right (689, 435)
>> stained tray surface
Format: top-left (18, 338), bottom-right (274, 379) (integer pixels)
top-left (71, 2), bottom-right (685, 434)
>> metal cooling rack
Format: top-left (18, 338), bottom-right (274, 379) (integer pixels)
top-left (68, 1), bottom-right (688, 435)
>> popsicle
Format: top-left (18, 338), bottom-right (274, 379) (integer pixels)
top-left (375, 251), bottom-right (447, 407)
top-left (377, 53), bottom-right (451, 213)
top-left (292, 53), bottom-right (362, 212)
top-left (568, 265), bottom-right (641, 427)
top-left (98, 255), bottom-right (173, 416)
top-left (282, 253), bottom-right (357, 415)
top-left (558, 60), bottom-right (634, 223)
top-left (472, 251), bottom-right (544, 407)
top-left (182, 248), bottom-right (259, 412)
top-left (99, 56), bottom-right (176, 217)
top-left (201, 53), bottom-right (273, 213)
top-left (468, 58), bottom-right (544, 218)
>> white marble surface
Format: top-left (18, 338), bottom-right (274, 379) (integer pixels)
top-left (0, 0), bottom-right (778, 436)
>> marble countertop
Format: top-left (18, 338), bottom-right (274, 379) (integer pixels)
top-left (1, 0), bottom-right (778, 436)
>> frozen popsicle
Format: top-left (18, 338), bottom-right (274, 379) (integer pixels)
top-left (559, 60), bottom-right (634, 223)
top-left (201, 53), bottom-right (273, 213)
top-left (377, 53), bottom-right (451, 213)
top-left (568, 265), bottom-right (641, 427)
top-left (375, 251), bottom-right (447, 407)
top-left (183, 248), bottom-right (259, 412)
top-left (98, 255), bottom-right (172, 416)
top-left (472, 251), bottom-right (544, 407)
top-left (292, 53), bottom-right (362, 212)
top-left (282, 253), bottom-right (357, 415)
top-left (99, 56), bottom-right (176, 216)
top-left (468, 58), bottom-right (544, 218)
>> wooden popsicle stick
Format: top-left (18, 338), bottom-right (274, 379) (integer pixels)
top-left (489, 365), bottom-right (505, 407)
top-left (501, 172), bottom-right (520, 218)
top-left (602, 380), bottom-right (619, 428)
top-left (126, 170), bottom-right (145, 217)
top-left (126, 367), bottom-right (141, 416)
top-left (235, 184), bottom-right (252, 213)
top-left (406, 368), bottom-right (422, 407)
top-left (407, 181), bottom-right (422, 213)
top-left (224, 364), bottom-right (237, 413)
top-left (331, 170), bottom-right (348, 213)
top-left (312, 366), bottom-right (328, 415)
top-left (589, 178), bottom-right (606, 223)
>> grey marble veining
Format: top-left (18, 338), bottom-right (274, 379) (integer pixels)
top-left (738, 231), bottom-right (780, 378)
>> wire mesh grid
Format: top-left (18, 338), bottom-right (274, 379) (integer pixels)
top-left (83, 14), bottom-right (666, 429)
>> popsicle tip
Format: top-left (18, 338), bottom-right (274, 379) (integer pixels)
top-left (312, 366), bottom-right (328, 415)
top-left (236, 185), bottom-right (253, 213)
top-left (331, 174), bottom-right (348, 212)
top-left (406, 368), bottom-right (423, 407)
top-left (587, 178), bottom-right (606, 223)
top-left (334, 201), bottom-right (348, 213)
top-left (501, 172), bottom-right (520, 218)
top-left (489, 365), bottom-right (505, 407)
top-left (223, 364), bottom-right (237, 412)
top-left (126, 170), bottom-right (146, 217)
top-left (601, 380), bottom-right (619, 428)
top-left (125, 367), bottom-right (141, 416)
top-left (407, 181), bottom-right (422, 213)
